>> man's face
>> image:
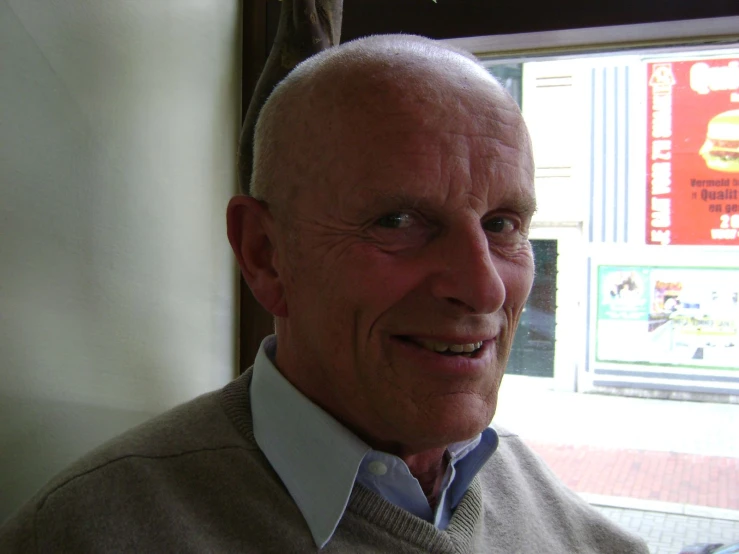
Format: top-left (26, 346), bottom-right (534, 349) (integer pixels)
top-left (273, 71), bottom-right (536, 452)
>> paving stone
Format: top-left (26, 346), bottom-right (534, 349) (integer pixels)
top-left (593, 506), bottom-right (739, 553)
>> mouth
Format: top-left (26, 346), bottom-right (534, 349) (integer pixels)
top-left (397, 336), bottom-right (487, 358)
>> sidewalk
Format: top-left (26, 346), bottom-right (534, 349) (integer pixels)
top-left (528, 441), bottom-right (739, 510)
top-left (593, 506), bottom-right (739, 554)
top-left (494, 375), bottom-right (739, 459)
top-left (493, 375), bottom-right (739, 509)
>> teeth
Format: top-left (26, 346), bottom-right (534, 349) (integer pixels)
top-left (433, 342), bottom-right (449, 353)
top-left (416, 339), bottom-right (483, 354)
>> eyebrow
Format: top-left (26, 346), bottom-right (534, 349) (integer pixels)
top-left (349, 188), bottom-right (424, 212)
top-left (500, 194), bottom-right (538, 217)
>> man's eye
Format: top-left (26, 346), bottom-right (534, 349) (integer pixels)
top-left (484, 216), bottom-right (517, 234)
top-left (375, 213), bottom-right (414, 229)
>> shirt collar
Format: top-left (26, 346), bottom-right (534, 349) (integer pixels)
top-left (249, 335), bottom-right (497, 548)
top-left (250, 336), bottom-right (369, 548)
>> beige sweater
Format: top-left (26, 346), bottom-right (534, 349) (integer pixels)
top-left (0, 370), bottom-right (649, 553)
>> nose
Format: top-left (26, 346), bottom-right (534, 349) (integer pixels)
top-left (428, 222), bottom-right (506, 315)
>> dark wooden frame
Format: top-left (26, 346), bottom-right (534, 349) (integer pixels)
top-left (238, 1), bottom-right (272, 373)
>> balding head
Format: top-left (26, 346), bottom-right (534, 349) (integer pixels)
top-left (245, 35), bottom-right (525, 213)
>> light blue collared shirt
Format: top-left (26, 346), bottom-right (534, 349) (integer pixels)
top-left (250, 336), bottom-right (498, 548)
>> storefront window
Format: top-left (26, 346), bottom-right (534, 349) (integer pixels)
top-left (479, 46), bottom-right (739, 392)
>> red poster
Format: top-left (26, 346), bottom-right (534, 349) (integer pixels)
top-left (646, 57), bottom-right (739, 245)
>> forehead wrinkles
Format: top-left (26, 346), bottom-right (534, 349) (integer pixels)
top-left (387, 94), bottom-right (532, 189)
top-left (271, 62), bottom-right (529, 209)
top-left (326, 132), bottom-right (532, 224)
top-left (337, 77), bottom-right (522, 162)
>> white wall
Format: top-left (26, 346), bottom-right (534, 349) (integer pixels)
top-left (0, 0), bottom-right (241, 521)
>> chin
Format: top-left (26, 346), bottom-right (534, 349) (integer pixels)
top-left (413, 409), bottom-right (494, 447)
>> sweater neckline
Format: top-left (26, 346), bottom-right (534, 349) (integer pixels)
top-left (348, 479), bottom-right (482, 553)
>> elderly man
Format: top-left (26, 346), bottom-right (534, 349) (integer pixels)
top-left (0, 35), bottom-right (648, 553)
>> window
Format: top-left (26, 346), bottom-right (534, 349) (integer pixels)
top-left (450, 18), bottom-right (739, 552)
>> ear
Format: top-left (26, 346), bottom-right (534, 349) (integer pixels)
top-left (226, 195), bottom-right (288, 317)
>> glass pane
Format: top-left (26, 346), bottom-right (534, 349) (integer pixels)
top-left (507, 239), bottom-right (557, 377)
top-left (487, 63), bottom-right (523, 108)
top-left (482, 42), bottom-right (739, 553)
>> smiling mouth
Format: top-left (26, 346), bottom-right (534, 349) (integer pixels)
top-left (399, 337), bottom-right (485, 357)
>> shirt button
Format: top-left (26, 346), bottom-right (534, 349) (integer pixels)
top-left (368, 461), bottom-right (388, 476)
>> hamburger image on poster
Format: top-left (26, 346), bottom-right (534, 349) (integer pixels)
top-left (700, 109), bottom-right (739, 172)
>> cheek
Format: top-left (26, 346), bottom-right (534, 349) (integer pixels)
top-left (285, 248), bottom-right (407, 337)
top-left (346, 248), bottom-right (428, 301)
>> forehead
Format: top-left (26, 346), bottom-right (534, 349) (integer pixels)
top-left (317, 73), bottom-right (534, 214)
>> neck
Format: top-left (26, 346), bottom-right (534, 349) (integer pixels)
top-left (401, 448), bottom-right (449, 507)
